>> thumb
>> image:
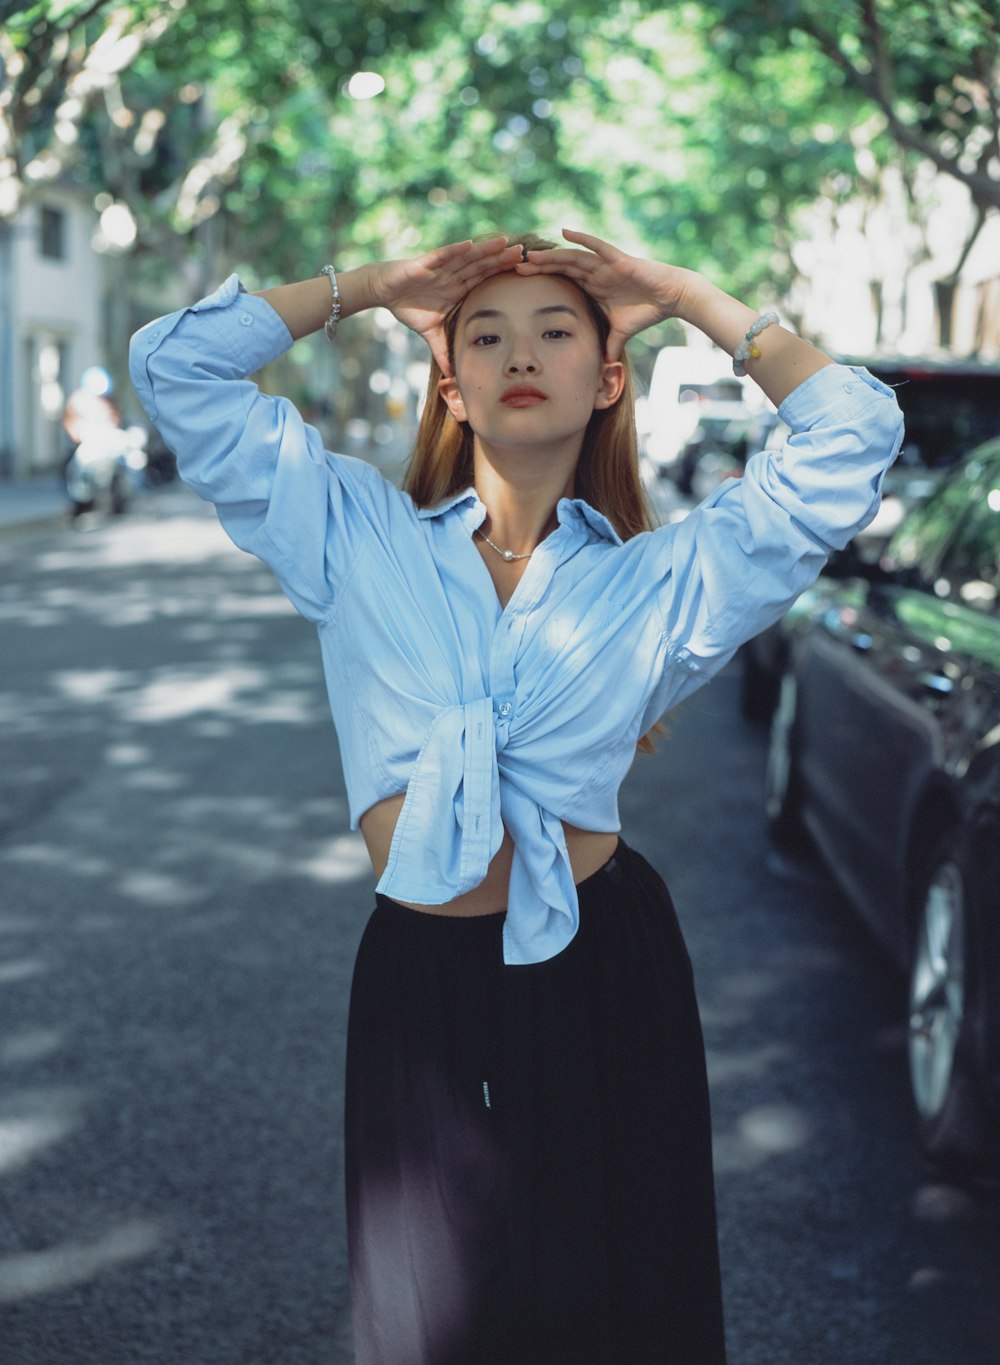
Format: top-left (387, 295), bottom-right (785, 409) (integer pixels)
top-left (425, 327), bottom-right (452, 378)
top-left (605, 329), bottom-right (627, 364)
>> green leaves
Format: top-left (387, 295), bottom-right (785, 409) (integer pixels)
top-left (1, 0), bottom-right (996, 304)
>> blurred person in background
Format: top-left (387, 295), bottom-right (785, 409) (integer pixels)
top-left (62, 368), bottom-right (147, 520)
top-left (129, 228), bottom-right (902, 1363)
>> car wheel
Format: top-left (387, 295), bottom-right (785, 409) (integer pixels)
top-left (764, 670), bottom-right (807, 849)
top-left (908, 836), bottom-right (993, 1179)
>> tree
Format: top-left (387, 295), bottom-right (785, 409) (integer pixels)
top-left (0, 0), bottom-right (872, 291)
top-left (699, 0), bottom-right (1000, 344)
top-left (4, 0), bottom-right (995, 353)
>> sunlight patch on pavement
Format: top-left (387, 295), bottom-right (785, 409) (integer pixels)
top-left (116, 869), bottom-right (205, 907)
top-left (713, 1102), bottom-right (813, 1173)
top-left (0, 1028), bottom-right (63, 1067)
top-left (120, 768), bottom-right (188, 792)
top-left (301, 833), bottom-right (371, 884)
top-left (123, 665), bottom-right (267, 722)
top-left (104, 741), bottom-right (153, 765)
top-left (213, 590), bottom-right (297, 618)
top-left (0, 958), bottom-right (47, 984)
top-left (36, 515), bottom-right (234, 570)
top-left (738, 1103), bottom-right (812, 1155)
top-left (51, 668), bottom-right (138, 702)
top-left (4, 842), bottom-right (111, 878)
top-left (0, 1088), bottom-right (86, 1176)
top-left (0, 1220), bottom-right (164, 1303)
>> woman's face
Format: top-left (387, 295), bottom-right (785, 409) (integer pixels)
top-left (438, 272), bottom-right (623, 456)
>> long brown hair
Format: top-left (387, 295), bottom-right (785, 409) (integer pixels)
top-left (402, 233), bottom-right (655, 539)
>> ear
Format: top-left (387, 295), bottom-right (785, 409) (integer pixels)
top-left (437, 374), bottom-right (468, 423)
top-left (593, 360), bottom-right (625, 410)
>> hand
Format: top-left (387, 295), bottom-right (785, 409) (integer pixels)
top-left (516, 229), bottom-right (697, 361)
top-left (370, 237), bottom-right (523, 374)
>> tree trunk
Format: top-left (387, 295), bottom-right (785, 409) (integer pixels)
top-left (933, 279), bottom-right (956, 350)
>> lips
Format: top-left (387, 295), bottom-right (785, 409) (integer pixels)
top-left (501, 385), bottom-right (547, 407)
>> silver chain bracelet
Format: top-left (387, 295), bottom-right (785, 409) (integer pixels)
top-left (319, 265), bottom-right (341, 342)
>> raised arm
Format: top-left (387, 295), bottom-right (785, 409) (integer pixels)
top-left (254, 236), bottom-right (523, 373)
top-left (128, 236), bottom-right (525, 619)
top-left (518, 228), bottom-right (830, 408)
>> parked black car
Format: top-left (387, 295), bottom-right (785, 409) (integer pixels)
top-left (764, 438), bottom-right (1000, 1182)
top-left (741, 356), bottom-right (1000, 723)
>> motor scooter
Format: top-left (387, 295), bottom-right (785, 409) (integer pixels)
top-left (62, 387), bottom-right (148, 520)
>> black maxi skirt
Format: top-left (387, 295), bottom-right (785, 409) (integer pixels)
top-left (345, 840), bottom-right (727, 1365)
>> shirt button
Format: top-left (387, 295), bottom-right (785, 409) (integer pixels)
top-left (239, 311), bottom-right (254, 326)
top-left (498, 701), bottom-right (512, 717)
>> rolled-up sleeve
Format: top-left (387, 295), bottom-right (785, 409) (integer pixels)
top-left (654, 364), bottom-right (904, 679)
top-left (129, 274), bottom-right (378, 621)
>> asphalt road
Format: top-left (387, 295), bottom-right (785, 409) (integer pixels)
top-left (1, 488), bottom-right (998, 1365)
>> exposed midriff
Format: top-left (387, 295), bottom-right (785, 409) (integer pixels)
top-left (359, 792), bottom-right (618, 917)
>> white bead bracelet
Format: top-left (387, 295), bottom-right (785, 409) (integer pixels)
top-left (732, 311), bottom-right (779, 376)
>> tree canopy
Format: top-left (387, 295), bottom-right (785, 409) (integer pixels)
top-left (1, 0), bottom-right (997, 321)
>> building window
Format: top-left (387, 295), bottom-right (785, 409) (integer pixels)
top-left (39, 206), bottom-right (66, 261)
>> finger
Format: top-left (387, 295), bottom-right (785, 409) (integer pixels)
top-left (465, 242), bottom-right (522, 272)
top-left (516, 252), bottom-right (599, 283)
top-left (561, 227), bottom-right (622, 259)
top-left (519, 246), bottom-right (596, 268)
top-left (605, 331), bottom-right (626, 363)
top-left (422, 239), bottom-right (474, 267)
top-left (421, 236), bottom-right (507, 274)
top-left (461, 235), bottom-right (514, 263)
top-left (424, 328), bottom-right (452, 376)
top-left (455, 244), bottom-right (522, 288)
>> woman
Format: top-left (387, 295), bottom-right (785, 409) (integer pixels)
top-left (129, 230), bottom-right (903, 1363)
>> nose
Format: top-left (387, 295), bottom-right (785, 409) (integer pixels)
top-left (503, 332), bottom-right (539, 375)
top-left (505, 353), bottom-right (538, 374)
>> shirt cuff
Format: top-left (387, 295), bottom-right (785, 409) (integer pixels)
top-left (777, 363), bottom-right (897, 432)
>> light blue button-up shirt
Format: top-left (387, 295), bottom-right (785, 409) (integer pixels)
top-left (129, 275), bottom-right (903, 963)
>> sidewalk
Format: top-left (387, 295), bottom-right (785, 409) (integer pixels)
top-left (0, 473), bottom-right (69, 532)
top-left (0, 474), bottom-right (196, 534)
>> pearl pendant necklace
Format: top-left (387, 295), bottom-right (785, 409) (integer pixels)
top-left (475, 527), bottom-right (533, 562)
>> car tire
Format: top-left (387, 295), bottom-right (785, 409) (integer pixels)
top-left (908, 834), bottom-right (995, 1181)
top-left (764, 670), bottom-right (807, 850)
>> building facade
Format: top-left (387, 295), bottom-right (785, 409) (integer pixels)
top-left (0, 187), bottom-right (103, 479)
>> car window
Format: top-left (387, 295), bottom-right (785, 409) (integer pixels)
top-left (933, 455), bottom-right (1000, 614)
top-left (874, 374), bottom-right (1000, 471)
top-left (883, 472), bottom-right (975, 581)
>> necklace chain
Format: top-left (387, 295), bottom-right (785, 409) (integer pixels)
top-left (475, 527), bottom-right (533, 562)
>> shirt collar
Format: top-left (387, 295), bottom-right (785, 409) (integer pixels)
top-left (556, 497), bottom-right (623, 546)
top-left (415, 486), bottom-right (480, 520)
top-left (416, 487), bottom-right (623, 547)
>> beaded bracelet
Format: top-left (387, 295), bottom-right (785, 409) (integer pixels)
top-left (319, 265), bottom-right (341, 342)
top-left (732, 311), bottom-right (779, 377)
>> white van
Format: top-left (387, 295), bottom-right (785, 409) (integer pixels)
top-left (639, 346), bottom-right (761, 479)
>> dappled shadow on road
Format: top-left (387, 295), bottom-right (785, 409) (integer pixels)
top-left (0, 498), bottom-right (362, 1363)
top-left (706, 844), bottom-right (1000, 1365)
top-left (619, 672), bottom-right (1000, 1365)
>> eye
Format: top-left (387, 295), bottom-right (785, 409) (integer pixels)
top-left (543, 328), bottom-right (571, 340)
top-left (472, 334), bottom-right (500, 347)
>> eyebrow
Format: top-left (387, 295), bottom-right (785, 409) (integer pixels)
top-left (463, 304), bottom-right (581, 325)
